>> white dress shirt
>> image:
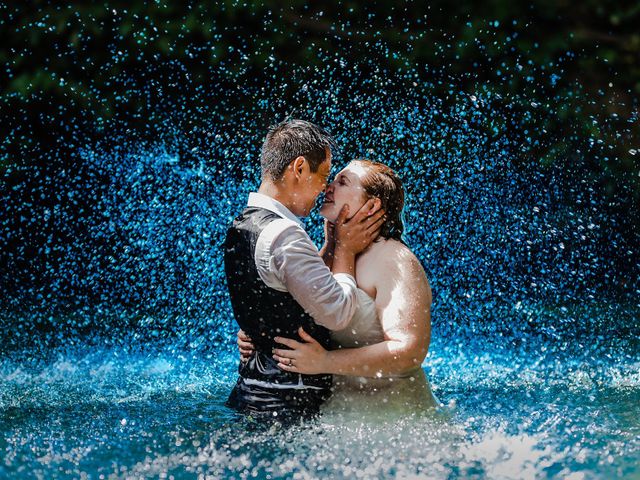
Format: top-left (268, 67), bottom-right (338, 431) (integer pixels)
top-left (248, 192), bottom-right (358, 331)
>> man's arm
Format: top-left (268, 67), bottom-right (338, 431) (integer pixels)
top-left (270, 225), bottom-right (357, 330)
top-left (259, 201), bottom-right (384, 331)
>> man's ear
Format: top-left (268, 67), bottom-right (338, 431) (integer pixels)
top-left (291, 156), bottom-right (306, 180)
top-left (372, 197), bottom-right (383, 212)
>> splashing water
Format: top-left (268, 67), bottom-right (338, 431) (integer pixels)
top-left (1, 342), bottom-right (639, 478)
top-left (1, 5), bottom-right (639, 479)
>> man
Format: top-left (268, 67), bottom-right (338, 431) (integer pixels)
top-left (224, 119), bottom-right (384, 416)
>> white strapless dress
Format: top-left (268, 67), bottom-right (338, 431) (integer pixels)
top-left (321, 289), bottom-right (439, 417)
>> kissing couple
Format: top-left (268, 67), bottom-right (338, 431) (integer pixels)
top-left (224, 119), bottom-right (437, 419)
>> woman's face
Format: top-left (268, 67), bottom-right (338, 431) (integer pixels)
top-left (319, 161), bottom-right (369, 222)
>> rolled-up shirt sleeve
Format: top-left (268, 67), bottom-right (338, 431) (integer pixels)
top-left (254, 219), bottom-right (358, 331)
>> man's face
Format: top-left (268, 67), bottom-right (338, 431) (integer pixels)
top-left (293, 148), bottom-right (332, 217)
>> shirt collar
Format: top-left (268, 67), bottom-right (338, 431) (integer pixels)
top-left (247, 192), bottom-right (304, 227)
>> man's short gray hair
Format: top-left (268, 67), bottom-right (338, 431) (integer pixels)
top-left (260, 119), bottom-right (336, 180)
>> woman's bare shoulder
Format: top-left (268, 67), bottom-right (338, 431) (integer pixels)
top-left (359, 238), bottom-right (420, 271)
top-left (355, 238), bottom-right (431, 304)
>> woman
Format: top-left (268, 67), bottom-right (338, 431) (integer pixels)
top-left (239, 159), bottom-right (438, 415)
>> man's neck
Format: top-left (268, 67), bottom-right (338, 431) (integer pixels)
top-left (257, 181), bottom-right (296, 214)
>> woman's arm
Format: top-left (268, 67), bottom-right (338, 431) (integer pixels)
top-left (274, 245), bottom-right (432, 377)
